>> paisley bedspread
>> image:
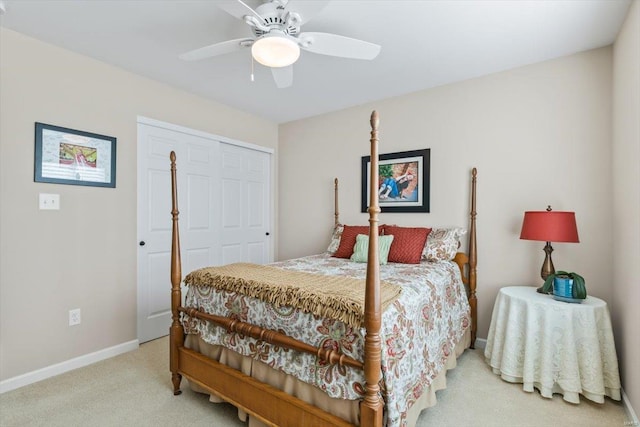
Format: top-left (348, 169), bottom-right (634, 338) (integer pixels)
top-left (182, 254), bottom-right (471, 427)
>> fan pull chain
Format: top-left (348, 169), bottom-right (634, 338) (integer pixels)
top-left (250, 54), bottom-right (255, 82)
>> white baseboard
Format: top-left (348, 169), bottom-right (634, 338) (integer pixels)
top-left (2, 336), bottom-right (637, 425)
top-left (0, 339), bottom-right (139, 394)
top-left (474, 337), bottom-right (487, 350)
top-left (623, 389), bottom-right (639, 426)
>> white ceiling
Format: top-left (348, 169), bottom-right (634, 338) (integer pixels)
top-left (0, 0), bottom-right (632, 123)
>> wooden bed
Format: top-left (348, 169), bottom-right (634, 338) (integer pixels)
top-left (169, 111), bottom-right (478, 427)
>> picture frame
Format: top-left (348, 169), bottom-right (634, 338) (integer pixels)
top-left (34, 122), bottom-right (117, 188)
top-left (361, 149), bottom-right (430, 213)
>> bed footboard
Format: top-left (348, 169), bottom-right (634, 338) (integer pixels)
top-left (178, 346), bottom-right (355, 427)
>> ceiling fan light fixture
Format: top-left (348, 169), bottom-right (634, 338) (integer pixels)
top-left (251, 34), bottom-right (300, 68)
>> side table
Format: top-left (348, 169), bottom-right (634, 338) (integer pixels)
top-left (484, 286), bottom-right (621, 404)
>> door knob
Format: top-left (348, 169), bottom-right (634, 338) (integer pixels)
top-left (139, 241), bottom-right (146, 246)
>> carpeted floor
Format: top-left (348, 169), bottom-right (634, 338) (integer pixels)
top-left (0, 337), bottom-right (629, 426)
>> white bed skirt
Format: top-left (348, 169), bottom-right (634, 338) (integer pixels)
top-left (185, 328), bottom-right (471, 427)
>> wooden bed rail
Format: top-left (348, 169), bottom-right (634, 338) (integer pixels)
top-left (179, 307), bottom-right (364, 370)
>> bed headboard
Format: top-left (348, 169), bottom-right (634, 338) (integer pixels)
top-left (331, 161), bottom-right (477, 349)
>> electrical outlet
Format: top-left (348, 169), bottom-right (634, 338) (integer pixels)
top-left (69, 309), bottom-right (81, 326)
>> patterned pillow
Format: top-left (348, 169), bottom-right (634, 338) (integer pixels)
top-left (422, 228), bottom-right (467, 261)
top-left (326, 223), bottom-right (344, 255)
top-left (383, 226), bottom-right (431, 264)
top-left (350, 234), bottom-right (395, 265)
top-left (332, 225), bottom-right (382, 259)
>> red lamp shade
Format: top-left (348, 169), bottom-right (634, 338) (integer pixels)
top-left (520, 211), bottom-right (580, 243)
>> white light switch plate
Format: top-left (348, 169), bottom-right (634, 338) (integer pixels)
top-left (39, 193), bottom-right (60, 210)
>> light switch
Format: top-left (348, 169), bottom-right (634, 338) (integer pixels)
top-left (39, 193), bottom-right (60, 210)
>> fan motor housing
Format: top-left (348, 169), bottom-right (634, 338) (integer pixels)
top-left (252, 3), bottom-right (300, 37)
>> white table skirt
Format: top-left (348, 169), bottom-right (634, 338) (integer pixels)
top-left (484, 286), bottom-right (621, 404)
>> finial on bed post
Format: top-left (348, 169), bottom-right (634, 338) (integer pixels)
top-left (169, 151), bottom-right (184, 395)
top-left (361, 110), bottom-right (383, 427)
top-left (469, 167), bottom-right (478, 349)
top-left (370, 110), bottom-right (379, 130)
top-left (334, 178), bottom-right (340, 227)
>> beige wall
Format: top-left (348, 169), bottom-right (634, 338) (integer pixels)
top-left (0, 28), bottom-right (278, 381)
top-left (2, 11), bottom-right (636, 417)
top-left (612, 0), bottom-right (640, 415)
top-left (279, 48), bottom-right (614, 344)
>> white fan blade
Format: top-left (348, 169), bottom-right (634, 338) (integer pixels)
top-left (271, 66), bottom-right (293, 88)
top-left (179, 38), bottom-right (252, 61)
top-left (284, 1), bottom-right (330, 25)
top-left (218, 0), bottom-right (263, 21)
top-left (298, 32), bottom-right (381, 60)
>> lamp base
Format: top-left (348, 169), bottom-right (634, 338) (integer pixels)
top-left (537, 241), bottom-right (555, 294)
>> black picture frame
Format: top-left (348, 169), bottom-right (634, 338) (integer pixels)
top-left (34, 122), bottom-right (116, 188)
top-left (361, 149), bottom-right (430, 213)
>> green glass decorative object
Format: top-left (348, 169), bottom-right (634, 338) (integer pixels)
top-left (542, 271), bottom-right (587, 299)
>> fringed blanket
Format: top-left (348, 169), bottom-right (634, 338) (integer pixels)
top-left (184, 263), bottom-right (402, 328)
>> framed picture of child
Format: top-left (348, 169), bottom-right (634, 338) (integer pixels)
top-left (361, 149), bottom-right (430, 213)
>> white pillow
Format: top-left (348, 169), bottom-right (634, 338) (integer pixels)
top-left (422, 228), bottom-right (467, 261)
top-left (326, 223), bottom-right (344, 255)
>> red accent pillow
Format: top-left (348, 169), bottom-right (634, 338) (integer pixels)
top-left (383, 226), bottom-right (432, 264)
top-left (332, 225), bottom-right (382, 259)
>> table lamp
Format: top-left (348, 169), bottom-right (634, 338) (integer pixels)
top-left (520, 206), bottom-right (580, 293)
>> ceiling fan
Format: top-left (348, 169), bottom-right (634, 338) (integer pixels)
top-left (179, 0), bottom-right (381, 88)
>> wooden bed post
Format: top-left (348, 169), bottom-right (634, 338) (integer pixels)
top-left (468, 168), bottom-right (478, 348)
top-left (169, 151), bottom-right (184, 395)
top-left (334, 178), bottom-right (340, 227)
top-left (361, 111), bottom-right (383, 427)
